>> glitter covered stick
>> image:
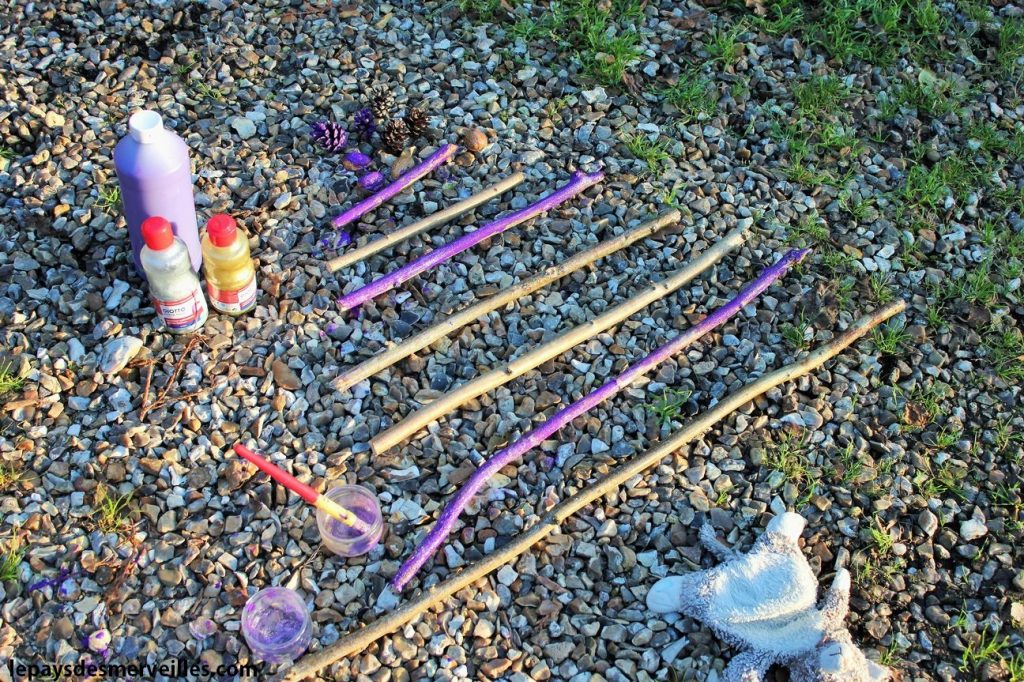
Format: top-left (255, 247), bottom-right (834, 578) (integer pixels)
top-left (390, 248), bottom-right (810, 591)
top-left (232, 443), bottom-right (371, 533)
top-left (331, 143), bottom-right (458, 230)
top-left (336, 170), bottom-right (604, 312)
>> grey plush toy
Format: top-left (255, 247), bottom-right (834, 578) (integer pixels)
top-left (647, 512), bottom-right (891, 682)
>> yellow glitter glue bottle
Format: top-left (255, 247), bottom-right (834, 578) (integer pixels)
top-left (201, 214), bottom-right (258, 315)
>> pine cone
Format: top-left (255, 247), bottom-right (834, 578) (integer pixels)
top-left (381, 119), bottom-right (409, 154)
top-left (353, 107), bottom-right (376, 140)
top-left (403, 107), bottom-right (430, 138)
top-left (369, 86), bottom-right (395, 121)
top-left (309, 120), bottom-right (347, 153)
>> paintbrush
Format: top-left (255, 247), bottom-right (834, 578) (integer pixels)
top-left (232, 443), bottom-right (371, 533)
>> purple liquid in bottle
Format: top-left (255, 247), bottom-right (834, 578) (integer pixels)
top-left (114, 111), bottom-right (203, 277)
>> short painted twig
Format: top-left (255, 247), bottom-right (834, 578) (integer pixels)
top-left (331, 143), bottom-right (458, 230)
top-left (336, 170), bottom-right (604, 313)
top-left (390, 248), bottom-right (809, 591)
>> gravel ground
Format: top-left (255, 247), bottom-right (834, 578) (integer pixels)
top-left (1, 0), bottom-right (1023, 680)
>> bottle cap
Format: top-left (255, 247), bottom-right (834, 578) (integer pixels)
top-left (128, 110), bottom-right (164, 144)
top-left (206, 214), bottom-right (238, 247)
top-left (142, 216), bottom-right (174, 250)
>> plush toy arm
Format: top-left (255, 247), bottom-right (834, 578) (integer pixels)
top-left (699, 522), bottom-right (738, 561)
top-left (722, 651), bottom-right (772, 682)
top-left (819, 568), bottom-right (851, 630)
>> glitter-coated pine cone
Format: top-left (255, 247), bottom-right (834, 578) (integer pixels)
top-left (309, 120), bottom-right (348, 153)
top-left (368, 86), bottom-right (395, 121)
top-left (353, 107), bottom-right (376, 140)
top-left (381, 119), bottom-right (409, 154)
top-left (403, 107), bottom-right (430, 138)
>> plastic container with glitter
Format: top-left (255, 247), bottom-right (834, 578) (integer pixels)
top-left (240, 587), bottom-right (312, 664)
top-left (315, 485), bottom-right (383, 557)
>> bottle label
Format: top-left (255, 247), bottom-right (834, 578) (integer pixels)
top-left (207, 273), bottom-right (258, 314)
top-left (153, 287), bottom-right (208, 331)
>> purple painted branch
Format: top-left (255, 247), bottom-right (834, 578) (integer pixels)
top-left (390, 248), bottom-right (810, 591)
top-left (336, 170), bottom-right (605, 312)
top-left (331, 144), bottom-right (459, 229)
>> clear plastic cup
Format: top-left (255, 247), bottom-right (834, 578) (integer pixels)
top-left (315, 485), bottom-right (383, 557)
top-left (240, 587), bottom-right (312, 664)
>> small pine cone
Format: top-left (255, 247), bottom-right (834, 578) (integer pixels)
top-left (353, 107), bottom-right (376, 140)
top-left (403, 107), bottom-right (430, 138)
top-left (381, 119), bottom-right (409, 154)
top-left (369, 86), bottom-right (395, 121)
top-left (309, 120), bottom-right (347, 153)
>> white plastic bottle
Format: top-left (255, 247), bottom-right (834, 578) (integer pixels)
top-left (140, 216), bottom-right (208, 333)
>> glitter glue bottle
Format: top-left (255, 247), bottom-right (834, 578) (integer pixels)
top-left (140, 216), bottom-right (208, 333)
top-left (241, 587), bottom-right (312, 664)
top-left (201, 214), bottom-right (259, 315)
top-left (114, 110), bottom-right (202, 277)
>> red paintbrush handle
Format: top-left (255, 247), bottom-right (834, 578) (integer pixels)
top-left (233, 443), bottom-right (319, 505)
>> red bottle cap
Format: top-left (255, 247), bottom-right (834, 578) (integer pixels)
top-left (141, 216), bottom-right (174, 250)
top-left (207, 214), bottom-right (238, 247)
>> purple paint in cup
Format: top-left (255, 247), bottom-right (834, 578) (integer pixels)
top-left (240, 587), bottom-right (312, 664)
top-left (315, 485), bottom-right (383, 557)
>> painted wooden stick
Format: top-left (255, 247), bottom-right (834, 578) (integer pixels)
top-left (370, 224), bottom-right (749, 454)
top-left (326, 173), bottom-right (526, 273)
top-left (331, 144), bottom-right (459, 230)
top-left (282, 300), bottom-right (907, 682)
top-left (390, 248), bottom-right (809, 591)
top-left (331, 207), bottom-right (677, 392)
top-left (336, 170), bottom-right (605, 312)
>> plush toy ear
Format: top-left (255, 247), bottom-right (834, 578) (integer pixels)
top-left (646, 576), bottom-right (689, 613)
top-left (766, 512), bottom-right (806, 542)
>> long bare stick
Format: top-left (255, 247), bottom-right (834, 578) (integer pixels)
top-left (370, 224), bottom-right (749, 454)
top-left (332, 144), bottom-right (458, 229)
top-left (331, 209), bottom-right (681, 392)
top-left (391, 249), bottom-right (810, 590)
top-left (326, 173), bottom-right (526, 273)
top-left (283, 300), bottom-right (907, 682)
top-left (336, 170), bottom-right (604, 312)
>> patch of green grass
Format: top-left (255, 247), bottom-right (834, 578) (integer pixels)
top-left (0, 360), bottom-right (24, 397)
top-left (519, 0), bottom-right (645, 87)
top-left (1007, 653), bottom-right (1024, 682)
top-left (986, 326), bottom-right (1024, 381)
top-left (0, 533), bottom-right (24, 583)
top-left (794, 75), bottom-right (849, 118)
top-left (868, 272), bottom-right (896, 304)
top-left (647, 388), bottom-right (692, 428)
top-left (192, 81), bottom-right (225, 102)
top-left (661, 70), bottom-right (715, 122)
top-left (93, 488), bottom-right (135, 535)
top-left (457, 0), bottom-right (504, 20)
top-left (95, 185), bottom-right (122, 216)
top-left (765, 430), bottom-right (814, 489)
top-left (868, 518), bottom-right (895, 555)
top-left (960, 630), bottom-right (1012, 675)
top-left (751, 0), bottom-right (805, 36)
top-left (781, 314), bottom-right (812, 351)
top-left (622, 132), bottom-right (672, 175)
top-left (811, 0), bottom-right (947, 65)
top-left (915, 459), bottom-right (967, 500)
top-left (998, 18), bottom-right (1024, 77)
top-left (932, 425), bottom-right (961, 450)
top-left (0, 146), bottom-right (14, 161)
top-left (706, 23), bottom-right (746, 67)
top-left (787, 214), bottom-right (829, 247)
top-left (834, 443), bottom-right (866, 484)
top-left (872, 320), bottom-right (909, 354)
